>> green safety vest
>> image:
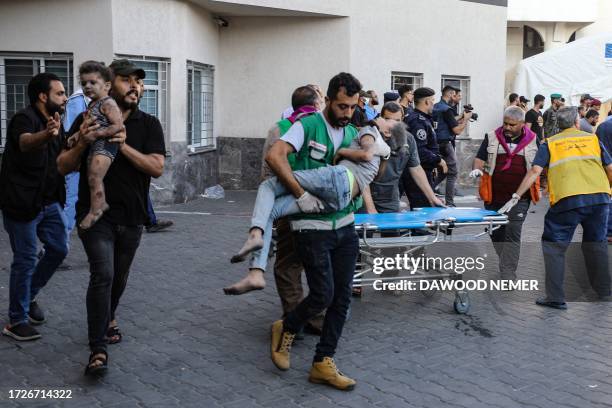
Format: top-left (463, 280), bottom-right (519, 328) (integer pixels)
top-left (289, 113), bottom-right (362, 226)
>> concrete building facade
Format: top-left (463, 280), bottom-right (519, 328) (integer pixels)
top-left (0, 0), bottom-right (508, 204)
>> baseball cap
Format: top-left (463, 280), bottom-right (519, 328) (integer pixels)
top-left (519, 96), bottom-right (530, 103)
top-left (109, 59), bottom-right (146, 79)
top-left (581, 93), bottom-right (593, 101)
top-left (591, 98), bottom-right (602, 106)
top-left (550, 93), bottom-right (562, 100)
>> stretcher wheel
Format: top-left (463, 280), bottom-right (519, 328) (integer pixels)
top-left (453, 291), bottom-right (470, 314)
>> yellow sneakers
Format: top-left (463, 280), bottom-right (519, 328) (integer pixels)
top-left (270, 320), bottom-right (295, 371)
top-left (308, 357), bottom-right (356, 390)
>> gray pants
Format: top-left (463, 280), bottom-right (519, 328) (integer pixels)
top-left (485, 199), bottom-right (530, 280)
top-left (434, 141), bottom-right (458, 206)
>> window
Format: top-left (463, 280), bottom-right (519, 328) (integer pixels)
top-left (187, 61), bottom-right (214, 150)
top-left (523, 26), bottom-right (544, 59)
top-left (117, 55), bottom-right (169, 140)
top-left (391, 72), bottom-right (423, 92)
top-left (0, 53), bottom-right (73, 150)
top-left (441, 75), bottom-right (471, 137)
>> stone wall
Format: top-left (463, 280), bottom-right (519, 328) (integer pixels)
top-left (455, 137), bottom-right (482, 188)
top-left (150, 142), bottom-right (218, 205)
top-left (216, 136), bottom-right (265, 191)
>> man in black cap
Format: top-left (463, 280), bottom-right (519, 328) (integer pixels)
top-left (57, 59), bottom-right (166, 376)
top-left (401, 87), bottom-right (447, 209)
top-left (519, 96), bottom-right (530, 111)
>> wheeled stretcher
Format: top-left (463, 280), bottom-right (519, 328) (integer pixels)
top-left (354, 207), bottom-right (508, 314)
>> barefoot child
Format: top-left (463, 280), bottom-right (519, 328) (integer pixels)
top-left (229, 119), bottom-right (407, 274)
top-left (77, 61), bottom-right (124, 229)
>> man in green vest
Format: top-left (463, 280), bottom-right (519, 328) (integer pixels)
top-left (223, 84), bottom-right (325, 335)
top-left (265, 72), bottom-right (362, 390)
top-left (501, 107), bottom-right (612, 309)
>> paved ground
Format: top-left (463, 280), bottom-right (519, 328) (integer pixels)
top-left (0, 191), bottom-right (611, 408)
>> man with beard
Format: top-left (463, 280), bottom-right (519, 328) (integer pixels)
top-left (470, 106), bottom-right (541, 281)
top-left (0, 73), bottom-right (68, 341)
top-left (57, 59), bottom-right (165, 375)
top-left (266, 72), bottom-right (362, 390)
top-left (525, 94), bottom-right (545, 145)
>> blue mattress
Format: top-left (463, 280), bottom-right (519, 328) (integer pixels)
top-left (354, 208), bottom-right (501, 230)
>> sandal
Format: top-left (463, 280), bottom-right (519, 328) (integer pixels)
top-left (106, 326), bottom-right (122, 344)
top-left (84, 350), bottom-right (108, 376)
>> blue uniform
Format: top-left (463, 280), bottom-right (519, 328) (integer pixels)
top-left (401, 109), bottom-right (441, 209)
top-left (533, 138), bottom-right (611, 303)
top-left (596, 117), bottom-right (612, 237)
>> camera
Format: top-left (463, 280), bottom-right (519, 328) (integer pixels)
top-left (463, 104), bottom-right (478, 121)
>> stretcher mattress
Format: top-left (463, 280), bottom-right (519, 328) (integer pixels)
top-left (354, 208), bottom-right (501, 230)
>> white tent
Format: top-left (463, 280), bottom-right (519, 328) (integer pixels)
top-left (513, 32), bottom-right (612, 107)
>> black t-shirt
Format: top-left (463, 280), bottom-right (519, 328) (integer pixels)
top-left (441, 108), bottom-right (459, 130)
top-left (8, 108), bottom-right (65, 205)
top-left (69, 109), bottom-right (166, 226)
top-left (525, 109), bottom-right (543, 140)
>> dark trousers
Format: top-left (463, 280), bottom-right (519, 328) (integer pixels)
top-left (273, 219), bottom-right (324, 330)
top-left (78, 218), bottom-right (143, 352)
top-left (3, 203), bottom-right (68, 324)
top-left (434, 141), bottom-right (458, 206)
top-left (485, 199), bottom-right (530, 280)
top-left (283, 224), bottom-right (359, 359)
top-left (402, 167), bottom-right (434, 210)
top-left (541, 204), bottom-right (610, 302)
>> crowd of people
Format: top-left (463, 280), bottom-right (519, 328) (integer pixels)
top-left (0, 66), bottom-right (611, 388)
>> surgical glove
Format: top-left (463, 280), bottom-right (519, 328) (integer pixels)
top-left (296, 191), bottom-right (325, 213)
top-left (498, 193), bottom-right (520, 214)
top-left (469, 169), bottom-right (483, 178)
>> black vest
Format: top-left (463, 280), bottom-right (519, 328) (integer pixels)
top-left (0, 106), bottom-right (66, 221)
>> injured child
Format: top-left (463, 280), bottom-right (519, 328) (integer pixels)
top-left (224, 119), bottom-right (408, 294)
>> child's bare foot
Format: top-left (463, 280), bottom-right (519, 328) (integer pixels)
top-left (230, 228), bottom-right (264, 263)
top-left (223, 269), bottom-right (265, 295)
top-left (79, 203), bottom-right (110, 230)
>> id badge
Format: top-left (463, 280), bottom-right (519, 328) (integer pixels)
top-left (308, 140), bottom-right (327, 161)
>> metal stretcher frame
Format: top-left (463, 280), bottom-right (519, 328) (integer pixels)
top-left (353, 207), bottom-right (508, 314)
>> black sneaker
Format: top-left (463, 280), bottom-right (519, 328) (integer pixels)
top-left (146, 220), bottom-right (173, 233)
top-left (28, 301), bottom-right (46, 325)
top-left (2, 323), bottom-right (41, 341)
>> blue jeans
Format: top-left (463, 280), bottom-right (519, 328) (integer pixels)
top-left (64, 171), bottom-right (80, 246)
top-left (146, 193), bottom-right (157, 226)
top-left (542, 204), bottom-right (610, 302)
top-left (283, 224), bottom-right (359, 359)
top-left (3, 203), bottom-right (68, 324)
top-left (249, 165), bottom-right (352, 271)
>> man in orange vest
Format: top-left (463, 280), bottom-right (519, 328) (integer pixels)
top-left (470, 106), bottom-right (540, 281)
top-left (500, 107), bottom-right (612, 309)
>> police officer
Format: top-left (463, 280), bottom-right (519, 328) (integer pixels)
top-left (401, 87), bottom-right (447, 209)
top-left (432, 86), bottom-right (471, 206)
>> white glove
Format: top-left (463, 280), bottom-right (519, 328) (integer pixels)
top-left (469, 169), bottom-right (483, 178)
top-left (296, 191), bottom-right (325, 213)
top-left (498, 193), bottom-right (520, 214)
